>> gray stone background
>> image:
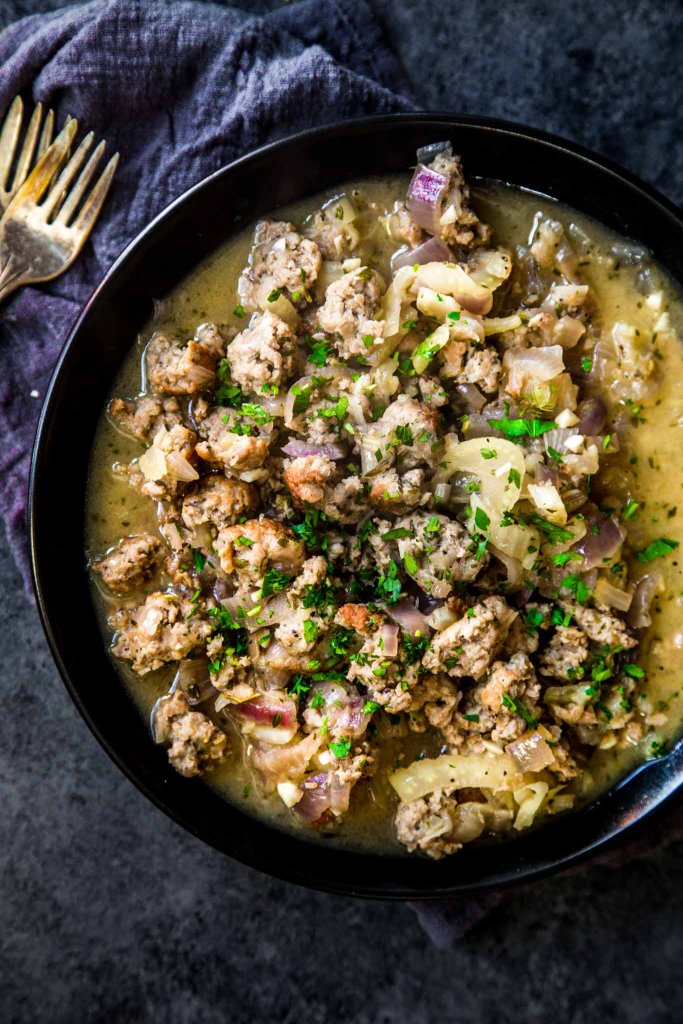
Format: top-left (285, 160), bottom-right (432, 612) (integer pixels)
top-left (2, 1), bottom-right (683, 1021)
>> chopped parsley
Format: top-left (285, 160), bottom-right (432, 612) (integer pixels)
top-left (622, 498), bottom-right (640, 520)
top-left (292, 507), bottom-right (327, 550)
top-left (560, 573), bottom-right (591, 604)
top-left (382, 527), bottom-right (413, 541)
top-left (363, 700), bottom-right (380, 714)
top-left (306, 335), bottom-right (332, 367)
top-left (376, 560), bottom-right (402, 604)
top-left (402, 632), bottom-right (430, 665)
top-left (403, 553), bottom-right (419, 575)
top-left (302, 580), bottom-right (336, 615)
top-left (286, 675), bottom-right (311, 700)
top-left (259, 569), bottom-right (293, 599)
top-left (502, 692), bottom-right (538, 728)
top-left (528, 515), bottom-right (574, 544)
top-left (624, 663), bottom-right (645, 679)
top-left (480, 447), bottom-right (497, 460)
top-left (488, 416), bottom-right (557, 440)
top-left (267, 288), bottom-right (283, 303)
top-left (329, 737), bottom-right (352, 759)
top-left (214, 359), bottom-right (244, 407)
top-left (233, 303), bottom-right (245, 318)
top-left (551, 551), bottom-right (583, 566)
top-left (192, 549), bottom-right (206, 572)
top-left (634, 537), bottom-right (679, 562)
top-left (303, 619), bottom-right (319, 644)
top-left (474, 506), bottom-right (490, 532)
top-left (329, 627), bottom-right (355, 657)
top-left (394, 424), bottom-right (414, 446)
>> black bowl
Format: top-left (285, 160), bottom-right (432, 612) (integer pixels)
top-left (29, 113), bottom-right (683, 899)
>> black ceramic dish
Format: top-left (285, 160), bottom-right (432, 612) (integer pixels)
top-left (29, 114), bottom-right (683, 899)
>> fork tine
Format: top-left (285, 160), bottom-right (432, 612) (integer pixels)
top-left (0, 96), bottom-right (23, 190)
top-left (71, 152), bottom-right (119, 237)
top-left (10, 101), bottom-right (44, 192)
top-left (8, 117), bottom-right (78, 211)
top-left (37, 108), bottom-right (55, 159)
top-left (42, 130), bottom-right (94, 219)
top-left (55, 139), bottom-right (106, 225)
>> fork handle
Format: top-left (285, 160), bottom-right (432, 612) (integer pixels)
top-left (0, 247), bottom-right (28, 304)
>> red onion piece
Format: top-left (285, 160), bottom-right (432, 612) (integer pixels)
top-left (308, 683), bottom-right (370, 738)
top-left (454, 383), bottom-right (486, 412)
top-left (175, 660), bottom-right (217, 705)
top-left (406, 164), bottom-right (449, 235)
top-left (572, 515), bottom-right (626, 571)
top-left (543, 427), bottom-right (578, 455)
top-left (234, 694), bottom-right (296, 727)
top-left (535, 463), bottom-right (561, 487)
top-left (391, 235), bottom-right (452, 271)
top-left (385, 598), bottom-right (431, 637)
top-left (380, 622), bottom-right (400, 657)
top-left (577, 397), bottom-right (607, 436)
top-left (282, 440), bottom-right (346, 460)
top-left (213, 577), bottom-right (230, 601)
top-left (330, 775), bottom-right (352, 816)
top-left (295, 773), bottom-right (331, 821)
top-left (628, 572), bottom-right (664, 629)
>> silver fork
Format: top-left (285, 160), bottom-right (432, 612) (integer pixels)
top-left (0, 117), bottom-right (119, 304)
top-left (0, 95), bottom-right (61, 214)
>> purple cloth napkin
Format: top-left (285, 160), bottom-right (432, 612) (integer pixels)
top-left (0, 0), bottom-right (412, 590)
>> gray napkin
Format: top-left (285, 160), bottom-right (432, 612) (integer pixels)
top-left (0, 0), bottom-right (412, 590)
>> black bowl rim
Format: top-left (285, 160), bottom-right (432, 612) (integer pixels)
top-left (28, 111), bottom-right (683, 900)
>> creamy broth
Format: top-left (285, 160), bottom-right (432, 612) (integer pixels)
top-left (86, 174), bottom-right (683, 855)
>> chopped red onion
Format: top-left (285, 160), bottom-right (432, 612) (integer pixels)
top-left (385, 599), bottom-right (431, 637)
top-left (212, 577), bottom-right (230, 601)
top-left (543, 428), bottom-right (578, 455)
top-left (628, 572), bottom-right (664, 629)
top-left (577, 397), bottom-right (607, 436)
top-left (281, 440), bottom-right (347, 460)
top-left (535, 462), bottom-right (561, 487)
top-left (175, 660), bottom-right (217, 705)
top-left (295, 773), bottom-right (331, 821)
top-left (572, 515), bottom-right (626, 571)
top-left (380, 622), bottom-right (400, 657)
top-left (406, 164), bottom-right (449, 235)
top-left (234, 694), bottom-right (296, 727)
top-left (391, 235), bottom-right (452, 271)
top-left (454, 382), bottom-right (486, 412)
top-left (330, 775), bottom-right (352, 816)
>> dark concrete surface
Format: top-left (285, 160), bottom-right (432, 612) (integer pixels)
top-left (2, 1), bottom-right (683, 1021)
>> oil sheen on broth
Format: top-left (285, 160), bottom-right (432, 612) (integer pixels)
top-left (86, 176), bottom-right (683, 854)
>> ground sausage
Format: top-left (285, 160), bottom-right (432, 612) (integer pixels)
top-left (153, 690), bottom-right (228, 777)
top-left (317, 269), bottom-right (386, 360)
top-left (146, 333), bottom-right (217, 394)
top-left (91, 534), bottom-right (163, 593)
top-left (226, 311), bottom-right (296, 394)
top-left (111, 593), bottom-right (211, 675)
